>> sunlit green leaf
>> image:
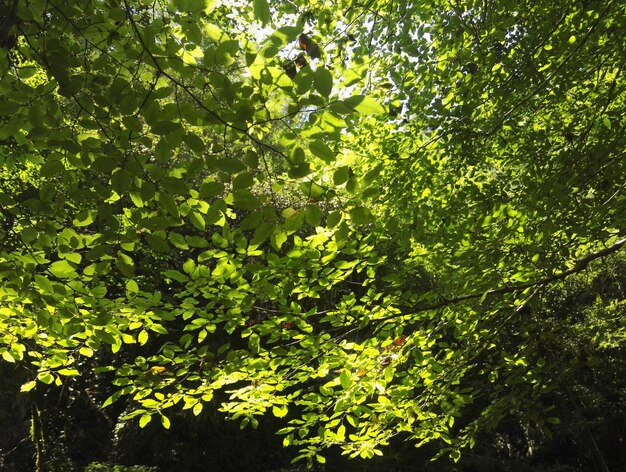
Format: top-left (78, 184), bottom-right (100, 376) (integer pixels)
top-left (309, 140), bottom-right (335, 163)
top-left (314, 67), bottom-right (333, 97)
top-left (139, 414), bottom-right (152, 428)
top-left (49, 260), bottom-right (78, 279)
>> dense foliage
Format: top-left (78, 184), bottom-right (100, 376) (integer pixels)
top-left (1, 0), bottom-right (625, 469)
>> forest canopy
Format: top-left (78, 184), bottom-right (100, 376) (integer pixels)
top-left (1, 0), bottom-right (625, 469)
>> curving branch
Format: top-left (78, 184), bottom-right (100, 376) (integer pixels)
top-left (378, 237), bottom-right (626, 321)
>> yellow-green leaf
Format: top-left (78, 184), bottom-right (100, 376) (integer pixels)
top-left (139, 414), bottom-right (152, 428)
top-left (20, 380), bottom-right (37, 392)
top-left (2, 350), bottom-right (15, 363)
top-left (138, 330), bottom-right (149, 346)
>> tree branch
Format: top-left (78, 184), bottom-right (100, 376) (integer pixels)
top-left (377, 238), bottom-right (626, 322)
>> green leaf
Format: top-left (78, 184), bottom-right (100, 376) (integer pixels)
top-left (20, 380), bottom-right (37, 392)
top-left (115, 253), bottom-right (135, 277)
top-left (309, 140), bottom-right (335, 163)
top-left (161, 414), bottom-right (171, 429)
top-left (175, 0), bottom-right (215, 14)
top-left (37, 371), bottom-right (55, 385)
top-left (168, 232), bottom-right (190, 250)
top-left (49, 260), bottom-right (78, 279)
top-left (233, 172), bottom-right (255, 190)
top-left (139, 414), bottom-right (152, 428)
top-left (34, 274), bottom-right (54, 293)
top-left (333, 166), bottom-right (350, 185)
top-left (183, 258), bottom-right (196, 274)
top-left (111, 168), bottom-right (131, 194)
top-left (249, 333), bottom-right (260, 354)
top-left (156, 138), bottom-right (172, 163)
top-left (73, 210), bottom-right (96, 227)
top-left (138, 330), bottom-right (149, 345)
top-left (129, 192), bottom-right (144, 208)
top-left (145, 233), bottom-right (170, 252)
top-left (186, 235), bottom-right (210, 247)
top-left (151, 120), bottom-right (182, 135)
top-left (102, 391), bottom-right (122, 408)
top-left (271, 26), bottom-right (302, 45)
top-left (79, 347), bottom-right (94, 357)
top-left (327, 211), bottom-right (341, 228)
top-left (184, 132), bottom-right (205, 154)
top-left (252, 222), bottom-right (274, 245)
top-left (313, 67), bottom-right (333, 97)
top-left (253, 0), bottom-right (271, 25)
top-left (158, 192), bottom-right (180, 218)
top-left (288, 163), bottom-right (311, 178)
top-left (126, 279), bottom-right (139, 295)
top-left (349, 206), bottom-right (372, 225)
top-left (163, 270), bottom-right (190, 283)
top-left (283, 209), bottom-right (304, 233)
top-left (339, 370), bottom-right (352, 389)
top-left (2, 350), bottom-right (15, 363)
top-left (200, 180), bottom-right (225, 198)
top-left (233, 190), bottom-right (261, 210)
top-left (189, 210), bottom-right (206, 231)
top-left (216, 158), bottom-right (247, 173)
top-left (347, 96), bottom-right (385, 115)
top-left (90, 286), bottom-right (108, 298)
top-left (57, 368), bottom-right (79, 376)
top-left (273, 405), bottom-right (289, 418)
top-left (271, 229), bottom-right (288, 250)
top-left (206, 205), bottom-right (226, 226)
top-left (299, 181), bottom-right (326, 199)
top-left (305, 204), bottom-right (322, 227)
